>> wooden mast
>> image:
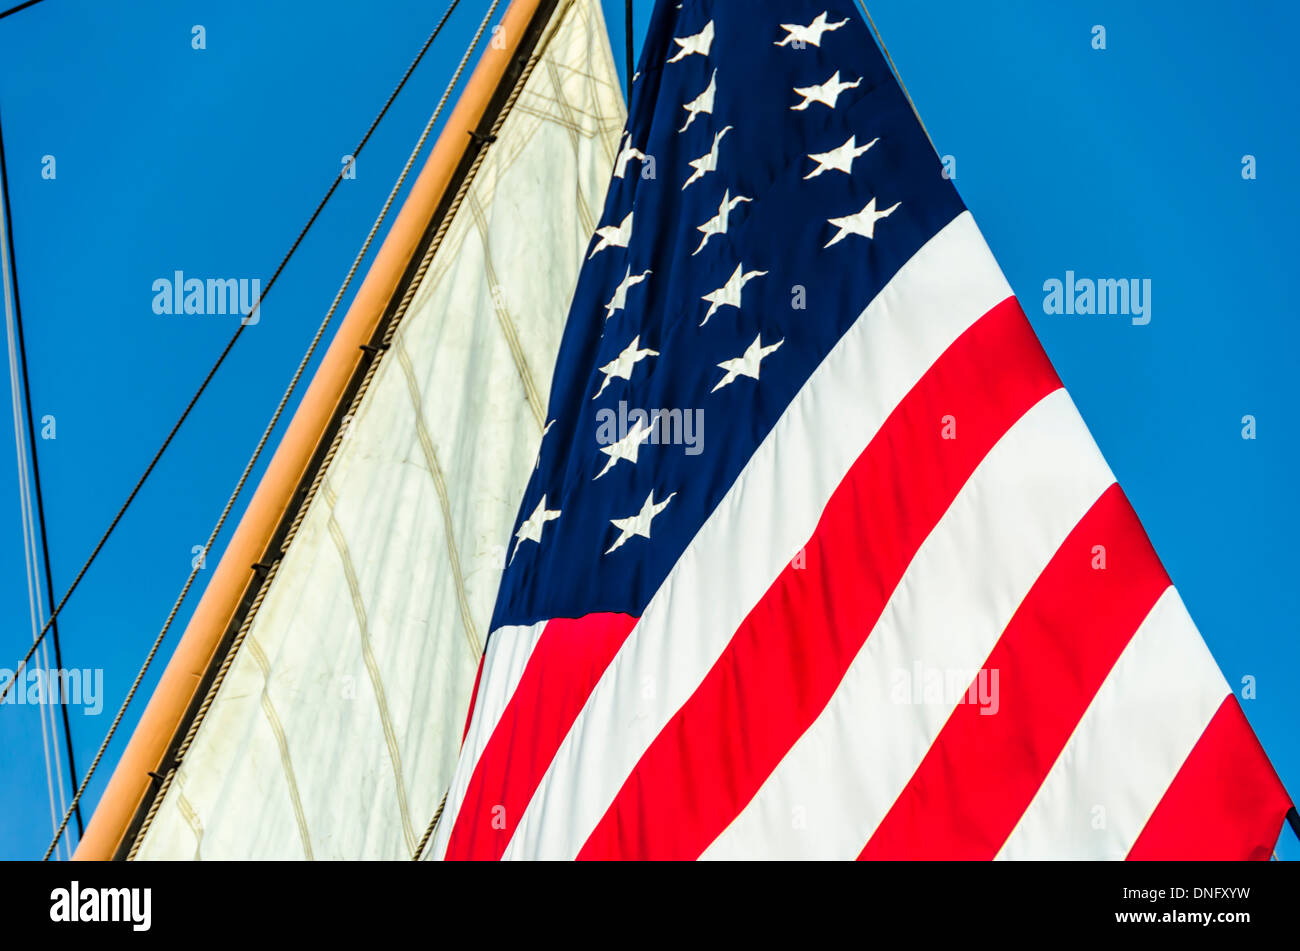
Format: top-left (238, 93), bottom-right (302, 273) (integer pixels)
top-left (74, 0), bottom-right (549, 860)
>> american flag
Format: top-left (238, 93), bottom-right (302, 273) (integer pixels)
top-left (430, 0), bottom-right (1291, 860)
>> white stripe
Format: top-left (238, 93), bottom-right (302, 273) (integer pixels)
top-left (500, 212), bottom-right (1014, 859)
top-left (704, 389), bottom-right (1114, 858)
top-left (995, 587), bottom-right (1229, 860)
top-left (426, 621), bottom-right (548, 859)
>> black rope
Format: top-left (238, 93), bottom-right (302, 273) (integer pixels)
top-left (0, 104), bottom-right (83, 839)
top-left (0, 0), bottom-right (47, 22)
top-left (0, 0), bottom-right (464, 707)
top-left (624, 0), bottom-right (634, 101)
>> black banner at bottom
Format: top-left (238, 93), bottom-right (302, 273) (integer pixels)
top-left (0, 859), bottom-right (1293, 939)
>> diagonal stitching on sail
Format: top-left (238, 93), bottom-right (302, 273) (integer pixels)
top-left (246, 636), bottom-right (316, 860)
top-left (466, 193), bottom-right (548, 430)
top-left (404, 4), bottom-right (620, 325)
top-left (545, 55), bottom-right (597, 240)
top-left (581, 0), bottom-right (622, 169)
top-left (391, 342), bottom-right (486, 660)
top-left (174, 774), bottom-right (204, 861)
top-left (322, 476), bottom-right (420, 855)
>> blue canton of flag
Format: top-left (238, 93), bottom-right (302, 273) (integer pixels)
top-left (494, 0), bottom-right (962, 630)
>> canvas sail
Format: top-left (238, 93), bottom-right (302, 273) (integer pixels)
top-left (127, 0), bottom-right (624, 860)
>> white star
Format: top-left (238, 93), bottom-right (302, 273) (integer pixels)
top-left (824, 197), bottom-right (902, 248)
top-left (606, 491), bottom-right (676, 554)
top-left (511, 495), bottom-right (561, 563)
top-left (614, 136), bottom-right (648, 178)
top-left (593, 335), bottom-right (658, 400)
top-left (805, 135), bottom-right (879, 179)
top-left (792, 70), bottom-right (862, 111)
top-left (679, 69), bottom-right (717, 132)
top-left (594, 415), bottom-right (658, 480)
top-left (589, 211), bottom-right (634, 259)
top-left (692, 189), bottom-right (752, 256)
top-left (667, 20), bottom-right (714, 63)
top-left (682, 125), bottom-right (733, 190)
top-left (775, 12), bottom-right (850, 48)
top-left (604, 266), bottom-right (652, 321)
top-left (711, 334), bottom-right (784, 392)
top-left (701, 262), bottom-right (767, 326)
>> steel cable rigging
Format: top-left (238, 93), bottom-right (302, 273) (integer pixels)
top-left (0, 105), bottom-right (84, 845)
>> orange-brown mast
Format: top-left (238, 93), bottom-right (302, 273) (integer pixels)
top-left (75, 0), bottom-right (547, 860)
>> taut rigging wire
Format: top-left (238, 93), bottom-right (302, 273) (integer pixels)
top-left (0, 0), bottom-right (49, 23)
top-left (0, 105), bottom-right (84, 843)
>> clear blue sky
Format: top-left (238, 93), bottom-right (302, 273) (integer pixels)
top-left (1, 0), bottom-right (1295, 860)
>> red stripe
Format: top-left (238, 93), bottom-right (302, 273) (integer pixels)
top-left (858, 484), bottom-right (1168, 859)
top-left (1127, 696), bottom-right (1292, 860)
top-left (577, 296), bottom-right (1061, 860)
top-left (442, 613), bottom-right (637, 860)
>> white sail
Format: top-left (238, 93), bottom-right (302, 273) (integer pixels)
top-left (132, 0), bottom-right (624, 860)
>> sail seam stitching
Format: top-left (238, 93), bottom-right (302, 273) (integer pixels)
top-left (325, 486), bottom-right (420, 854)
top-left (467, 193), bottom-right (548, 430)
top-left (247, 637), bottom-right (316, 860)
top-left (393, 340), bottom-right (485, 658)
